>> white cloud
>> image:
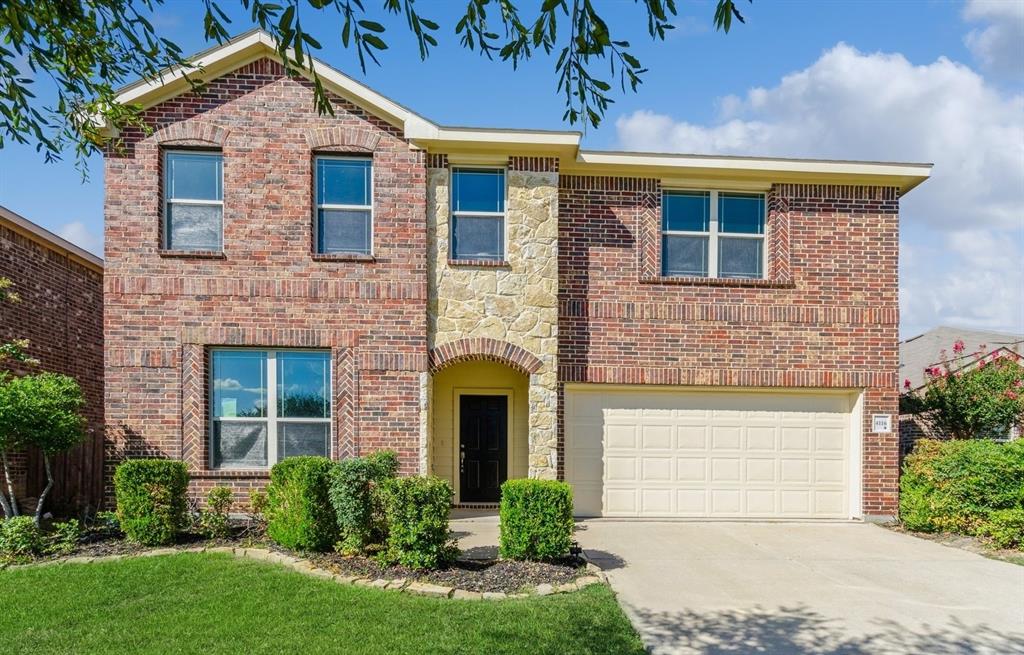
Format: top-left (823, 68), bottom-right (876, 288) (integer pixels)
top-left (963, 0), bottom-right (1024, 77)
top-left (614, 43), bottom-right (1024, 335)
top-left (56, 220), bottom-right (102, 256)
top-left (900, 230), bottom-right (1024, 337)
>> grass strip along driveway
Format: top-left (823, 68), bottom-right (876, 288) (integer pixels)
top-left (1, 552), bottom-right (644, 655)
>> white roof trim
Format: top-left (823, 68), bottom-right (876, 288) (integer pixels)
top-left (576, 150), bottom-right (933, 179)
top-left (0, 205), bottom-right (103, 269)
top-left (114, 30), bottom-right (422, 129)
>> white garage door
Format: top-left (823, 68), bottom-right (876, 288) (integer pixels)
top-left (565, 387), bottom-right (861, 519)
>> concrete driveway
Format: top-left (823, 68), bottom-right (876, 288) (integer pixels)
top-left (576, 521), bottom-right (1024, 654)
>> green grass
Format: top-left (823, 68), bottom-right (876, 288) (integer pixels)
top-left (0, 553), bottom-right (644, 655)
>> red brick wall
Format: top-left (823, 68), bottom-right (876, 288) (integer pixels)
top-left (557, 179), bottom-right (901, 516)
top-left (104, 59), bottom-right (427, 503)
top-left (0, 221), bottom-right (104, 512)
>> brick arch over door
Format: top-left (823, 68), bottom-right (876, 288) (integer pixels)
top-left (429, 338), bottom-right (543, 376)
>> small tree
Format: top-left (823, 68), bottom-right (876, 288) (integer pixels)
top-left (902, 341), bottom-right (1024, 440)
top-left (0, 373), bottom-right (86, 524)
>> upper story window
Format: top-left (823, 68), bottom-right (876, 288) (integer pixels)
top-left (164, 151), bottom-right (223, 251)
top-left (210, 349), bottom-right (332, 469)
top-left (315, 156), bottom-right (373, 255)
top-left (662, 190), bottom-right (765, 279)
top-left (451, 168), bottom-right (505, 261)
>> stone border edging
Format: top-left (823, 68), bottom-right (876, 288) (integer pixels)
top-left (4, 546), bottom-right (606, 601)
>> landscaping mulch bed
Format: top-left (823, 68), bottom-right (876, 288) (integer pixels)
top-left (19, 519), bottom-right (265, 563)
top-left (306, 551), bottom-right (586, 594)
top-left (13, 523), bottom-right (588, 594)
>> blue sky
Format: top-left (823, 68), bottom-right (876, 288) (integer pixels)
top-left (0, 0), bottom-right (1021, 337)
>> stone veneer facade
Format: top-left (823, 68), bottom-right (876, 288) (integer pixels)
top-left (426, 156), bottom-right (560, 479)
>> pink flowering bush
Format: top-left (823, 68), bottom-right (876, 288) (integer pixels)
top-left (901, 342), bottom-right (1024, 440)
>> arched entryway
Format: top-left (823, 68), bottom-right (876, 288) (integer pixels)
top-left (427, 339), bottom-right (542, 505)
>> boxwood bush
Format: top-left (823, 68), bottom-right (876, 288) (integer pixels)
top-left (499, 479), bottom-right (575, 561)
top-left (900, 439), bottom-right (1024, 541)
top-left (266, 456), bottom-right (338, 552)
top-left (113, 459), bottom-right (189, 546)
top-left (379, 476), bottom-right (456, 570)
top-left (329, 450), bottom-right (399, 554)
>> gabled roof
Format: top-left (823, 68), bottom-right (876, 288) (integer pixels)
top-left (110, 30), bottom-right (932, 194)
top-left (900, 325), bottom-right (1024, 391)
top-left (0, 205), bottom-right (103, 272)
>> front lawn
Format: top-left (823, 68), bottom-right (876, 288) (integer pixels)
top-left (1, 553), bottom-right (644, 655)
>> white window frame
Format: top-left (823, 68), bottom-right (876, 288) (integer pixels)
top-left (449, 166), bottom-right (507, 261)
top-left (209, 348), bottom-right (333, 470)
top-left (163, 149), bottom-right (224, 251)
top-left (662, 189), bottom-right (767, 279)
top-left (314, 155), bottom-right (374, 256)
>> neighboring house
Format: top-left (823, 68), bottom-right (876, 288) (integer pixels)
top-left (102, 31), bottom-right (931, 520)
top-left (0, 204), bottom-right (105, 513)
top-left (899, 326), bottom-right (1024, 451)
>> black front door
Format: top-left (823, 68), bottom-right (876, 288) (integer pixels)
top-left (459, 394), bottom-right (508, 503)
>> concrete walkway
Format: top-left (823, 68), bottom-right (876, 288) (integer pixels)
top-left (576, 521), bottom-right (1024, 654)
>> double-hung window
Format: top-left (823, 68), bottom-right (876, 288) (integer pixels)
top-left (315, 156), bottom-right (373, 255)
top-left (450, 168), bottom-right (505, 261)
top-left (210, 349), bottom-right (331, 469)
top-left (164, 150), bottom-right (223, 251)
top-left (662, 190), bottom-right (765, 279)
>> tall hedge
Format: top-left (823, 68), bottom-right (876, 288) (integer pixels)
top-left (499, 479), bottom-right (575, 561)
top-left (266, 456), bottom-right (338, 552)
top-left (900, 439), bottom-right (1024, 534)
top-left (113, 459), bottom-right (189, 546)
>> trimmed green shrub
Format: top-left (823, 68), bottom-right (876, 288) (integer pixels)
top-left (0, 516), bottom-right (44, 561)
top-left (900, 439), bottom-right (1024, 534)
top-left (379, 476), bottom-right (456, 570)
top-left (365, 450), bottom-right (400, 479)
top-left (978, 508), bottom-right (1024, 550)
top-left (114, 459), bottom-right (189, 546)
top-left (499, 479), bottom-right (575, 561)
top-left (197, 486), bottom-right (234, 539)
top-left (329, 451), bottom-right (399, 554)
top-left (266, 456), bottom-right (338, 552)
top-left (330, 457), bottom-right (376, 554)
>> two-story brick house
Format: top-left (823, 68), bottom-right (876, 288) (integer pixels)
top-left (103, 31), bottom-right (929, 520)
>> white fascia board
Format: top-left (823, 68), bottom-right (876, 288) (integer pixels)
top-left (406, 122), bottom-right (580, 153)
top-left (574, 150), bottom-right (933, 194)
top-left (577, 150), bottom-right (933, 179)
top-left (112, 30), bottom-right (424, 130)
top-left (115, 31), bottom-right (267, 106)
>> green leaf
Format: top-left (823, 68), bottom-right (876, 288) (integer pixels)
top-left (302, 32), bottom-right (322, 49)
top-left (280, 4), bottom-right (295, 31)
top-left (362, 34), bottom-right (388, 51)
top-left (357, 20), bottom-right (385, 33)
